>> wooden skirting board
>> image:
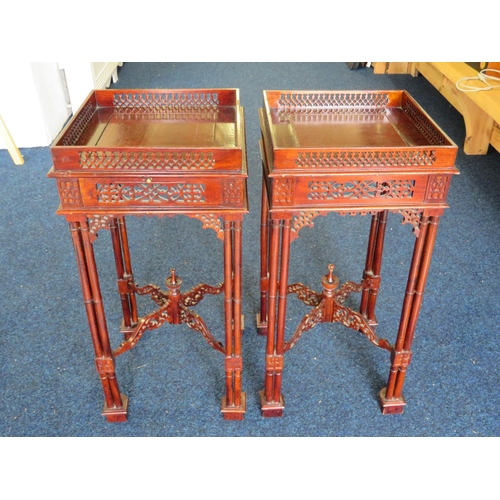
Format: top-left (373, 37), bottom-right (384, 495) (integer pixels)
top-left (372, 62), bottom-right (500, 155)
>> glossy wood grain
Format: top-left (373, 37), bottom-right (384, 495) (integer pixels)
top-left (257, 89), bottom-right (458, 417)
top-left (49, 89), bottom-right (248, 422)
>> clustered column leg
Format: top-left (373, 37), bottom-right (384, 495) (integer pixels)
top-left (221, 217), bottom-right (246, 420)
top-left (110, 217), bottom-right (138, 339)
top-left (360, 210), bottom-right (388, 328)
top-left (117, 217), bottom-right (138, 326)
top-left (260, 217), bottom-right (291, 417)
top-left (380, 215), bottom-right (440, 414)
top-left (257, 178), bottom-right (270, 335)
top-left (69, 220), bottom-right (128, 422)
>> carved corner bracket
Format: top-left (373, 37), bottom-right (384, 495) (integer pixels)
top-left (394, 209), bottom-right (424, 237)
top-left (87, 214), bottom-right (116, 243)
top-left (187, 213), bottom-right (224, 240)
top-left (290, 211), bottom-right (327, 242)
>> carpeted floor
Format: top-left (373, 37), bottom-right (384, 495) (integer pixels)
top-left (1, 63), bottom-right (499, 440)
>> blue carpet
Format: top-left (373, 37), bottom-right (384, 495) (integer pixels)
top-left (1, 63), bottom-right (499, 442)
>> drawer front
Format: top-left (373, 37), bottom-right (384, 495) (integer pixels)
top-left (57, 176), bottom-right (247, 211)
top-left (268, 173), bottom-right (452, 210)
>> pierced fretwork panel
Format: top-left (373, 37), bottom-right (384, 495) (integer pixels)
top-left (60, 100), bottom-right (95, 146)
top-left (96, 183), bottom-right (206, 204)
top-left (277, 92), bottom-right (390, 118)
top-left (296, 150), bottom-right (437, 168)
top-left (113, 92), bottom-right (220, 112)
top-left (278, 92), bottom-right (390, 109)
top-left (80, 151), bottom-right (215, 171)
top-left (403, 99), bottom-right (447, 145)
top-left (308, 180), bottom-right (416, 200)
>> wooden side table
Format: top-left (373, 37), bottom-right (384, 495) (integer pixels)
top-left (48, 89), bottom-right (248, 421)
top-left (256, 90), bottom-right (459, 416)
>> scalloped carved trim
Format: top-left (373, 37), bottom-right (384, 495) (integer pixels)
top-left (87, 214), bottom-right (114, 242)
top-left (188, 213), bottom-right (224, 240)
top-left (395, 209), bottom-right (423, 237)
top-left (290, 211), bottom-right (326, 242)
top-left (338, 210), bottom-right (379, 217)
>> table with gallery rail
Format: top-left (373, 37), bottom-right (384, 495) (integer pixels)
top-left (256, 90), bottom-right (459, 416)
top-left (48, 88), bottom-right (248, 422)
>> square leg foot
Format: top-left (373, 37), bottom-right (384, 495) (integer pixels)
top-left (256, 313), bottom-right (268, 336)
top-left (102, 394), bottom-right (129, 422)
top-left (221, 393), bottom-right (246, 420)
top-left (379, 388), bottom-right (406, 415)
top-left (259, 390), bottom-right (285, 417)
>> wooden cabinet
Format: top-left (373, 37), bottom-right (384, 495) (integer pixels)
top-left (372, 62), bottom-right (500, 155)
top-left (59, 62), bottom-right (123, 113)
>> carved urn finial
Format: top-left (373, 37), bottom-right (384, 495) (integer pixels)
top-left (322, 263), bottom-right (339, 291)
top-left (165, 268), bottom-right (182, 290)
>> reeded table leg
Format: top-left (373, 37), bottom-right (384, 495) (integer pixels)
top-left (380, 214), bottom-right (440, 414)
top-left (69, 219), bottom-right (128, 422)
top-left (221, 217), bottom-right (246, 420)
top-left (260, 217), bottom-right (291, 417)
top-left (110, 216), bottom-right (138, 339)
top-left (360, 210), bottom-right (388, 328)
top-left (257, 178), bottom-right (270, 336)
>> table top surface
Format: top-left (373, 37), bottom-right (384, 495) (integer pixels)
top-left (262, 90), bottom-right (456, 151)
top-left (259, 90), bottom-right (458, 173)
top-left (267, 106), bottom-right (433, 149)
top-left (69, 106), bottom-right (239, 149)
top-left (49, 89), bottom-right (246, 174)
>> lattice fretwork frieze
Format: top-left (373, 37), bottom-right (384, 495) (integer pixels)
top-left (426, 175), bottom-right (451, 201)
top-left (403, 99), bottom-right (447, 145)
top-left (308, 180), bottom-right (415, 201)
top-left (277, 92), bottom-right (389, 117)
top-left (274, 178), bottom-right (295, 204)
top-left (108, 110), bottom-right (220, 122)
top-left (79, 150), bottom-right (215, 170)
top-left (96, 183), bottom-right (206, 204)
top-left (58, 180), bottom-right (82, 207)
top-left (60, 101), bottom-right (95, 146)
top-left (295, 150), bottom-right (436, 168)
top-left (113, 92), bottom-right (220, 111)
top-left (222, 179), bottom-right (244, 206)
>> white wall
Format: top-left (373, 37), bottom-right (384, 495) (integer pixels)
top-left (0, 62), bottom-right (71, 149)
top-left (0, 62), bottom-right (122, 150)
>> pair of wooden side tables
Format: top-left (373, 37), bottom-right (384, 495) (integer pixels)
top-left (48, 88), bottom-right (458, 422)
